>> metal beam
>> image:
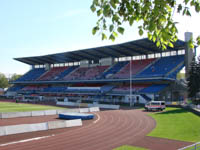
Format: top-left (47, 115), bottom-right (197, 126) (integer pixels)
top-left (119, 45), bottom-right (145, 55)
top-left (100, 47), bottom-right (122, 57)
top-left (36, 57), bottom-right (54, 64)
top-left (54, 54), bottom-right (74, 62)
top-left (63, 53), bottom-right (80, 62)
top-left (90, 49), bottom-right (108, 57)
top-left (78, 51), bottom-right (100, 60)
top-left (108, 46), bottom-right (132, 56)
top-left (25, 58), bottom-right (43, 65)
top-left (85, 50), bottom-right (104, 59)
top-left (92, 49), bottom-right (111, 57)
top-left (141, 40), bottom-right (162, 52)
top-left (70, 52), bottom-right (92, 60)
top-left (15, 59), bottom-right (34, 65)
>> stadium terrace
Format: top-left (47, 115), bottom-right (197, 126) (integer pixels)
top-left (7, 35), bottom-right (196, 104)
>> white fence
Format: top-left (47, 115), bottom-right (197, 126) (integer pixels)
top-left (178, 142), bottom-right (200, 150)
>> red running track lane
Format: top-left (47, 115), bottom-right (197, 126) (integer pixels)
top-left (0, 109), bottom-right (192, 150)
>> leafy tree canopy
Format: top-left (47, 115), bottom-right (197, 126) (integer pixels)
top-left (91, 0), bottom-right (200, 49)
top-left (0, 73), bottom-right (9, 89)
top-left (9, 74), bottom-right (22, 82)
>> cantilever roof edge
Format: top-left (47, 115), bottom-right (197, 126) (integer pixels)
top-left (14, 38), bottom-right (186, 65)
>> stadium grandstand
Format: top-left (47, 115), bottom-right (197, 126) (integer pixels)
top-left (7, 33), bottom-right (196, 105)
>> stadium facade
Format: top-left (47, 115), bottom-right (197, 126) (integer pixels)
top-left (8, 33), bottom-right (196, 105)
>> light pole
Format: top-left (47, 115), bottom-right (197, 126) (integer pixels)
top-left (130, 59), bottom-right (132, 107)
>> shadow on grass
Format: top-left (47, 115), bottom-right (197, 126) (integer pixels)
top-left (155, 108), bottom-right (187, 115)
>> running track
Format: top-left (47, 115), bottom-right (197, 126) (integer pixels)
top-left (0, 109), bottom-right (192, 150)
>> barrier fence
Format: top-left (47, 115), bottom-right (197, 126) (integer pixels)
top-left (0, 119), bottom-right (82, 136)
top-left (0, 107), bottom-right (100, 119)
top-left (178, 142), bottom-right (200, 150)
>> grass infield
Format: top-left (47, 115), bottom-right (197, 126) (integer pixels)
top-left (0, 102), bottom-right (64, 112)
top-left (113, 145), bottom-right (148, 150)
top-left (148, 107), bottom-right (200, 142)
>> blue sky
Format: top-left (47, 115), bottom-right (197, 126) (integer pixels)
top-left (0, 0), bottom-right (199, 75)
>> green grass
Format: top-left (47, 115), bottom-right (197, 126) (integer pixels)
top-left (0, 102), bottom-right (64, 112)
top-left (148, 107), bottom-right (200, 142)
top-left (113, 145), bottom-right (148, 150)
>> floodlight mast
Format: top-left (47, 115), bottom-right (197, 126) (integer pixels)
top-left (130, 59), bottom-right (133, 107)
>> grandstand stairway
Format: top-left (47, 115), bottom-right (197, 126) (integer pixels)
top-left (140, 94), bottom-right (152, 101)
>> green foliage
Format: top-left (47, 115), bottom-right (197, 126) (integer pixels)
top-left (0, 102), bottom-right (64, 112)
top-left (187, 57), bottom-right (200, 102)
top-left (113, 145), bottom-right (148, 150)
top-left (0, 73), bottom-right (9, 89)
top-left (9, 74), bottom-right (22, 82)
top-left (148, 107), bottom-right (200, 142)
top-left (91, 0), bottom-right (200, 49)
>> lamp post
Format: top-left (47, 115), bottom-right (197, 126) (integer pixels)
top-left (130, 59), bottom-right (132, 107)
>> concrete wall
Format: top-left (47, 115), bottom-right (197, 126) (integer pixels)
top-left (31, 111), bottom-right (45, 117)
top-left (79, 108), bottom-right (89, 113)
top-left (57, 101), bottom-right (118, 110)
top-left (48, 121), bottom-right (67, 129)
top-left (88, 104), bottom-right (120, 109)
top-left (45, 110), bottom-right (57, 115)
top-left (89, 107), bottom-right (100, 112)
top-left (0, 119), bottom-right (82, 136)
top-left (0, 109), bottom-right (67, 119)
top-left (66, 119), bottom-right (82, 127)
top-left (0, 127), bottom-right (5, 136)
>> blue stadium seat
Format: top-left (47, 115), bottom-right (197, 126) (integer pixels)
top-left (140, 84), bottom-right (168, 93)
top-left (16, 68), bottom-right (46, 81)
top-left (56, 66), bottom-right (78, 80)
top-left (99, 61), bottom-right (129, 79)
top-left (135, 55), bottom-right (184, 78)
top-left (8, 85), bottom-right (25, 91)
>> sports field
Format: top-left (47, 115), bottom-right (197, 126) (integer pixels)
top-left (0, 102), bottom-right (64, 112)
top-left (148, 107), bottom-right (200, 142)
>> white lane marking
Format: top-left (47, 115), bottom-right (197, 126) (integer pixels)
top-left (93, 112), bottom-right (100, 124)
top-left (0, 134), bottom-right (55, 147)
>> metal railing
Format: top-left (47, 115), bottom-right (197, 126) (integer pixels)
top-left (178, 142), bottom-right (200, 150)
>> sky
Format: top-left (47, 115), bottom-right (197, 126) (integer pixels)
top-left (0, 0), bottom-right (199, 76)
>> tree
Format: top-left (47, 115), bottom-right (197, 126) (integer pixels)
top-left (91, 0), bottom-right (200, 49)
top-left (187, 57), bottom-right (200, 103)
top-left (9, 74), bottom-right (22, 82)
top-left (0, 73), bottom-right (9, 89)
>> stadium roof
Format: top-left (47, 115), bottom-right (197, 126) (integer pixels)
top-left (14, 38), bottom-right (186, 65)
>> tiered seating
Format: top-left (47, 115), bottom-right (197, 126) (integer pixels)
top-left (140, 84), bottom-right (168, 93)
top-left (8, 85), bottom-right (25, 91)
top-left (16, 68), bottom-right (46, 81)
top-left (38, 67), bottom-right (67, 81)
top-left (167, 63), bottom-right (185, 78)
top-left (43, 86), bottom-right (68, 93)
top-left (63, 67), bottom-right (88, 80)
top-left (99, 61), bottom-right (129, 79)
top-left (22, 85), bottom-right (47, 92)
top-left (64, 65), bottom-right (109, 80)
top-left (136, 55), bottom-right (184, 78)
top-left (112, 84), bottom-right (149, 93)
top-left (81, 66), bottom-right (109, 80)
top-left (112, 59), bottom-right (155, 79)
top-left (101, 85), bottom-right (114, 93)
top-left (56, 66), bottom-right (78, 80)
